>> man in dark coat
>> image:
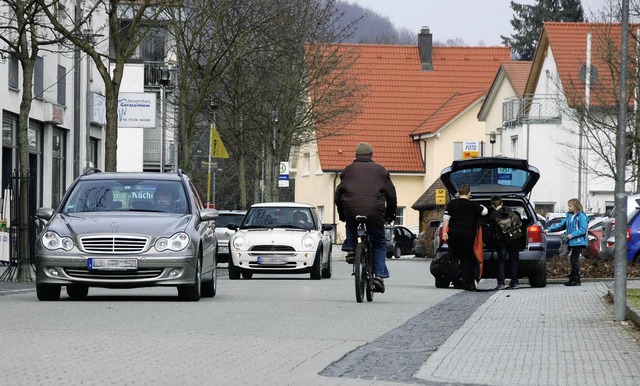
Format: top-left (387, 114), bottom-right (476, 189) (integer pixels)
top-left (335, 142), bottom-right (397, 293)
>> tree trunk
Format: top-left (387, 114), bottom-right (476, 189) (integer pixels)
top-left (238, 153), bottom-right (247, 209)
top-left (103, 65), bottom-right (123, 172)
top-left (16, 59), bottom-right (34, 282)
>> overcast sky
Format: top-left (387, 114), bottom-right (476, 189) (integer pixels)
top-left (347, 0), bottom-right (610, 46)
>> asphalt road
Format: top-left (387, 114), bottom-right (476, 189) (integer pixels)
top-left (0, 257), bottom-right (464, 385)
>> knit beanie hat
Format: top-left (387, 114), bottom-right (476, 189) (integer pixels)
top-left (355, 142), bottom-right (373, 156)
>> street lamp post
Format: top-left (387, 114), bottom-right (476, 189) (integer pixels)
top-left (207, 102), bottom-right (218, 207)
top-left (489, 131), bottom-right (496, 156)
top-left (159, 65), bottom-right (171, 173)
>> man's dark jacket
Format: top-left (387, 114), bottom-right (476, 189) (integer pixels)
top-left (334, 155), bottom-right (397, 226)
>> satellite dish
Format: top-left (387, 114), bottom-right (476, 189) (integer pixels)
top-left (579, 63), bottom-right (599, 84)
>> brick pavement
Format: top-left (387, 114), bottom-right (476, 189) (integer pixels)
top-left (413, 281), bottom-right (640, 385)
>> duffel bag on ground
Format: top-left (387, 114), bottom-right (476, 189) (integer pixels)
top-left (429, 251), bottom-right (459, 281)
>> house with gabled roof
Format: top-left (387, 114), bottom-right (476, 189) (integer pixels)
top-left (479, 22), bottom-right (634, 215)
top-left (292, 28), bottom-right (510, 242)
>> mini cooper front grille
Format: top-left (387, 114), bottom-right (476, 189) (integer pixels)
top-left (250, 245), bottom-right (295, 252)
top-left (80, 236), bottom-right (148, 254)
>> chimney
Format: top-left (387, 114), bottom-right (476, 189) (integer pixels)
top-left (418, 26), bottom-right (433, 71)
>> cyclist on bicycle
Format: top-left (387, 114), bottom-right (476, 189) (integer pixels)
top-left (335, 142), bottom-right (397, 293)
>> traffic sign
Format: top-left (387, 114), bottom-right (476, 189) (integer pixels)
top-left (279, 162), bottom-right (290, 187)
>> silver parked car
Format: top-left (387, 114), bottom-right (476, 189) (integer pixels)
top-left (34, 169), bottom-right (218, 301)
top-left (214, 210), bottom-right (246, 264)
top-left (228, 202), bottom-right (333, 280)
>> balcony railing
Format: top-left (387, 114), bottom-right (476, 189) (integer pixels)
top-left (502, 94), bottom-right (562, 127)
top-left (144, 61), bottom-right (167, 87)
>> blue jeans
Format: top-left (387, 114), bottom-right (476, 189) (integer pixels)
top-left (496, 242), bottom-right (519, 286)
top-left (342, 221), bottom-right (390, 278)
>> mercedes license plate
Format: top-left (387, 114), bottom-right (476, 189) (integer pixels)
top-left (88, 258), bottom-right (138, 270)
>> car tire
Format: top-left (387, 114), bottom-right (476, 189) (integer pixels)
top-left (528, 268), bottom-right (547, 288)
top-left (242, 271), bottom-right (253, 279)
top-left (178, 257), bottom-right (202, 301)
top-left (435, 279), bottom-right (450, 288)
top-left (321, 245), bottom-right (332, 279)
top-left (394, 245), bottom-right (402, 259)
top-left (228, 258), bottom-right (241, 280)
top-left (310, 249), bottom-right (322, 280)
top-left (36, 283), bottom-right (61, 301)
top-left (202, 254), bottom-right (217, 298)
top-left (66, 284), bottom-right (89, 299)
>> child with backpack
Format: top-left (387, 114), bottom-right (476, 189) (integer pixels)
top-left (489, 195), bottom-right (522, 290)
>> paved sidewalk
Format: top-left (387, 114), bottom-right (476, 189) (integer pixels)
top-left (414, 281), bottom-right (640, 385)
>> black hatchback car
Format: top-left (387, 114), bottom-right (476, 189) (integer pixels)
top-left (385, 225), bottom-right (418, 258)
top-left (430, 157), bottom-right (547, 288)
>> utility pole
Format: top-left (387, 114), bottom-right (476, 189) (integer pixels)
top-left (614, 0), bottom-right (630, 322)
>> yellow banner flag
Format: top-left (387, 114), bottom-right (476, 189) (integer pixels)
top-left (210, 123), bottom-right (229, 159)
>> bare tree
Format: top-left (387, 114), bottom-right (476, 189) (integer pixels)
top-left (39, 0), bottom-right (172, 171)
top-left (214, 0), bottom-right (365, 207)
top-left (0, 0), bottom-right (67, 281)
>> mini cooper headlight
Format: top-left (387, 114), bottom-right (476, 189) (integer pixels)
top-left (232, 236), bottom-right (245, 250)
top-left (302, 235), bottom-right (315, 250)
top-left (155, 232), bottom-right (190, 252)
top-left (41, 231), bottom-right (74, 251)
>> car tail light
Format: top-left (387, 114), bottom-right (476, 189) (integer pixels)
top-left (628, 227), bottom-right (631, 242)
top-left (607, 239), bottom-right (615, 248)
top-left (611, 218), bottom-right (616, 231)
top-left (527, 225), bottom-right (543, 243)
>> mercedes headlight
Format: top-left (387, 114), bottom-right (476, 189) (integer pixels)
top-left (155, 232), bottom-right (190, 252)
top-left (41, 231), bottom-right (74, 251)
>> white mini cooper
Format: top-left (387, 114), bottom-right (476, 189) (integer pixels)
top-left (227, 202), bottom-right (333, 280)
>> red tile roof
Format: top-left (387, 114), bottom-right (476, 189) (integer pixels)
top-left (528, 22), bottom-right (640, 107)
top-left (502, 61), bottom-right (532, 97)
top-left (317, 44), bottom-right (510, 172)
top-left (412, 90), bottom-right (486, 136)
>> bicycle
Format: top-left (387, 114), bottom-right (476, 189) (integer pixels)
top-left (353, 215), bottom-right (374, 302)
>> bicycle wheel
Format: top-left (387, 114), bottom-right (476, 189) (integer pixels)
top-left (365, 243), bottom-right (374, 302)
top-left (354, 243), bottom-right (366, 303)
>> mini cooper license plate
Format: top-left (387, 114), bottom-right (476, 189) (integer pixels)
top-left (257, 256), bottom-right (286, 265)
top-left (88, 258), bottom-right (138, 270)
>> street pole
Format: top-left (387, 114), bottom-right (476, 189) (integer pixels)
top-left (159, 83), bottom-right (165, 173)
top-left (614, 0), bottom-right (630, 322)
top-left (207, 103), bottom-right (218, 207)
top-left (206, 123), bottom-right (212, 205)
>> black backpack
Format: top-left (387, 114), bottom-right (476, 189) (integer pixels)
top-left (494, 210), bottom-right (523, 242)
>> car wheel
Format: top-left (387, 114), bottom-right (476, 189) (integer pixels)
top-left (435, 279), bottom-right (450, 288)
top-left (202, 253), bottom-right (217, 298)
top-left (66, 284), bottom-right (89, 299)
top-left (228, 258), bottom-right (241, 280)
top-left (394, 245), bottom-right (402, 259)
top-left (36, 283), bottom-right (61, 301)
top-left (528, 267), bottom-right (547, 288)
top-left (321, 245), bottom-right (332, 279)
top-left (242, 271), bottom-right (253, 279)
top-left (178, 257), bottom-right (202, 301)
top-left (310, 249), bottom-right (322, 280)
